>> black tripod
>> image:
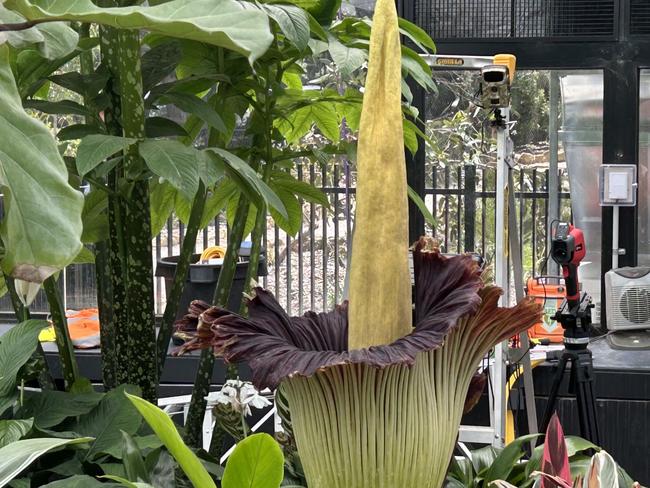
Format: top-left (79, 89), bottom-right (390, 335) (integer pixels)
top-left (539, 293), bottom-right (600, 445)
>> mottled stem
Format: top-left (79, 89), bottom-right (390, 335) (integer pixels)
top-left (43, 277), bottom-right (80, 389)
top-left (156, 181), bottom-right (207, 376)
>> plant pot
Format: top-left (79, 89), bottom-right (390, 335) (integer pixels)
top-left (155, 248), bottom-right (267, 321)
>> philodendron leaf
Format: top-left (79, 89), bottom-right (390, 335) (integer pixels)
top-left (0, 419), bottom-right (33, 449)
top-left (0, 320), bottom-right (49, 415)
top-left (73, 385), bottom-right (142, 460)
top-left (139, 139), bottom-right (200, 201)
top-left (149, 179), bottom-right (177, 236)
top-left (159, 93), bottom-right (226, 133)
top-left (4, 0), bottom-right (274, 62)
top-left (0, 45), bottom-right (84, 283)
top-left (124, 392), bottom-right (217, 488)
top-left (0, 437), bottom-right (93, 487)
top-left (221, 433), bottom-right (284, 488)
top-left (76, 135), bottom-right (137, 177)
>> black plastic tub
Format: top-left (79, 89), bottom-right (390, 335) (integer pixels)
top-left (155, 248), bottom-right (267, 320)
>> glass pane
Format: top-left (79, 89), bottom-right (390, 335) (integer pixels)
top-left (639, 70), bottom-right (650, 265)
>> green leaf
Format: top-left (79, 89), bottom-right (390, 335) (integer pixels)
top-left (0, 320), bottom-right (49, 414)
top-left (145, 117), bottom-right (188, 138)
top-left (271, 171), bottom-right (330, 207)
top-left (141, 40), bottom-right (183, 92)
top-left (72, 246), bottom-right (95, 264)
top-left (100, 476), bottom-right (154, 488)
top-left (159, 92), bottom-right (226, 133)
top-left (268, 188), bottom-right (301, 236)
top-left (57, 124), bottom-right (103, 141)
top-left (221, 433), bottom-right (284, 488)
top-left (20, 389), bottom-right (103, 429)
top-left (81, 190), bottom-right (109, 244)
top-left (206, 148), bottom-right (287, 219)
top-left (73, 385), bottom-right (142, 460)
top-left (565, 436), bottom-right (601, 457)
top-left (22, 99), bottom-right (92, 117)
top-left (125, 392), bottom-right (217, 488)
top-left (401, 46), bottom-right (435, 92)
top-left (0, 437), bottom-right (93, 486)
top-left (327, 35), bottom-right (366, 77)
top-left (149, 179), bottom-right (177, 236)
top-left (6, 0), bottom-right (274, 62)
top-left (407, 185), bottom-right (435, 227)
top-left (259, 3), bottom-right (310, 51)
top-left (139, 139), bottom-right (200, 201)
top-left (0, 419), bottom-right (33, 449)
top-left (41, 475), bottom-right (119, 487)
top-left (200, 179), bottom-right (236, 229)
top-left (0, 6), bottom-right (79, 59)
top-left (121, 431), bottom-right (149, 484)
top-left (0, 46), bottom-right (83, 282)
top-left (398, 17), bottom-right (436, 52)
top-left (76, 135), bottom-right (137, 177)
top-left (470, 445), bottom-right (500, 475)
top-left (484, 434), bottom-right (540, 483)
top-left (48, 71), bottom-right (109, 98)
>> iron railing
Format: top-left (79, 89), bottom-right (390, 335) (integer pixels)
top-left (1, 161), bottom-right (569, 317)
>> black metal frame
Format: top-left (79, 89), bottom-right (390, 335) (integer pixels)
top-left (401, 0), bottom-right (650, 326)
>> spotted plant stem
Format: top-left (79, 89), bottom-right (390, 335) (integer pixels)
top-left (184, 193), bottom-right (251, 448)
top-left (157, 182), bottom-right (207, 376)
top-left (43, 277), bottom-right (80, 389)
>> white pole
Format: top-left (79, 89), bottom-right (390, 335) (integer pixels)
top-left (492, 108), bottom-right (510, 448)
top-left (612, 205), bottom-right (619, 269)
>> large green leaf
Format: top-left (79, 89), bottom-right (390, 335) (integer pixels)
top-left (5, 0), bottom-right (274, 62)
top-left (270, 171), bottom-right (330, 207)
top-left (327, 35), bottom-right (366, 77)
top-left (0, 420), bottom-right (33, 449)
top-left (73, 385), bottom-right (142, 460)
top-left (0, 320), bottom-right (48, 414)
top-left (76, 135), bottom-right (137, 177)
top-left (0, 437), bottom-right (93, 487)
top-left (206, 148), bottom-right (287, 219)
top-left (20, 389), bottom-right (103, 429)
top-left (199, 178), bottom-right (237, 229)
top-left (139, 139), bottom-right (200, 201)
top-left (0, 45), bottom-right (84, 282)
top-left (221, 433), bottom-right (284, 488)
top-left (268, 187), bottom-right (302, 236)
top-left (22, 99), bottom-right (92, 118)
top-left (41, 475), bottom-right (120, 487)
top-left (0, 6), bottom-right (78, 59)
top-left (125, 393), bottom-right (216, 488)
top-left (100, 476), bottom-right (154, 488)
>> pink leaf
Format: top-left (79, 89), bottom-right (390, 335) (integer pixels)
top-left (541, 413), bottom-right (572, 487)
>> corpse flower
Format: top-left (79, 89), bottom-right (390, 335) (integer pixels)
top-left (176, 0), bottom-right (542, 484)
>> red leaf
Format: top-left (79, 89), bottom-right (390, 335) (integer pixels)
top-left (541, 413), bottom-right (572, 487)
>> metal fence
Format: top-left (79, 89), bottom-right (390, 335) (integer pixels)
top-left (1, 160), bottom-right (570, 317)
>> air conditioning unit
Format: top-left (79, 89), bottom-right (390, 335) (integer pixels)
top-left (605, 267), bottom-right (650, 331)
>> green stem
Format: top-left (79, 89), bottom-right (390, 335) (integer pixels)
top-left (43, 277), bottom-right (81, 389)
top-left (156, 181), bottom-right (207, 377)
top-left (114, 24), bottom-right (158, 402)
top-left (99, 20), bottom-right (127, 390)
top-left (184, 193), bottom-right (251, 448)
top-left (4, 275), bottom-right (55, 389)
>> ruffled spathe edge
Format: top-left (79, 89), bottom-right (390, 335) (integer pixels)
top-left (175, 237), bottom-right (500, 390)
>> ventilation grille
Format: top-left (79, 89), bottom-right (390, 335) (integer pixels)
top-left (416, 0), bottom-right (617, 40)
top-left (631, 0), bottom-right (650, 35)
